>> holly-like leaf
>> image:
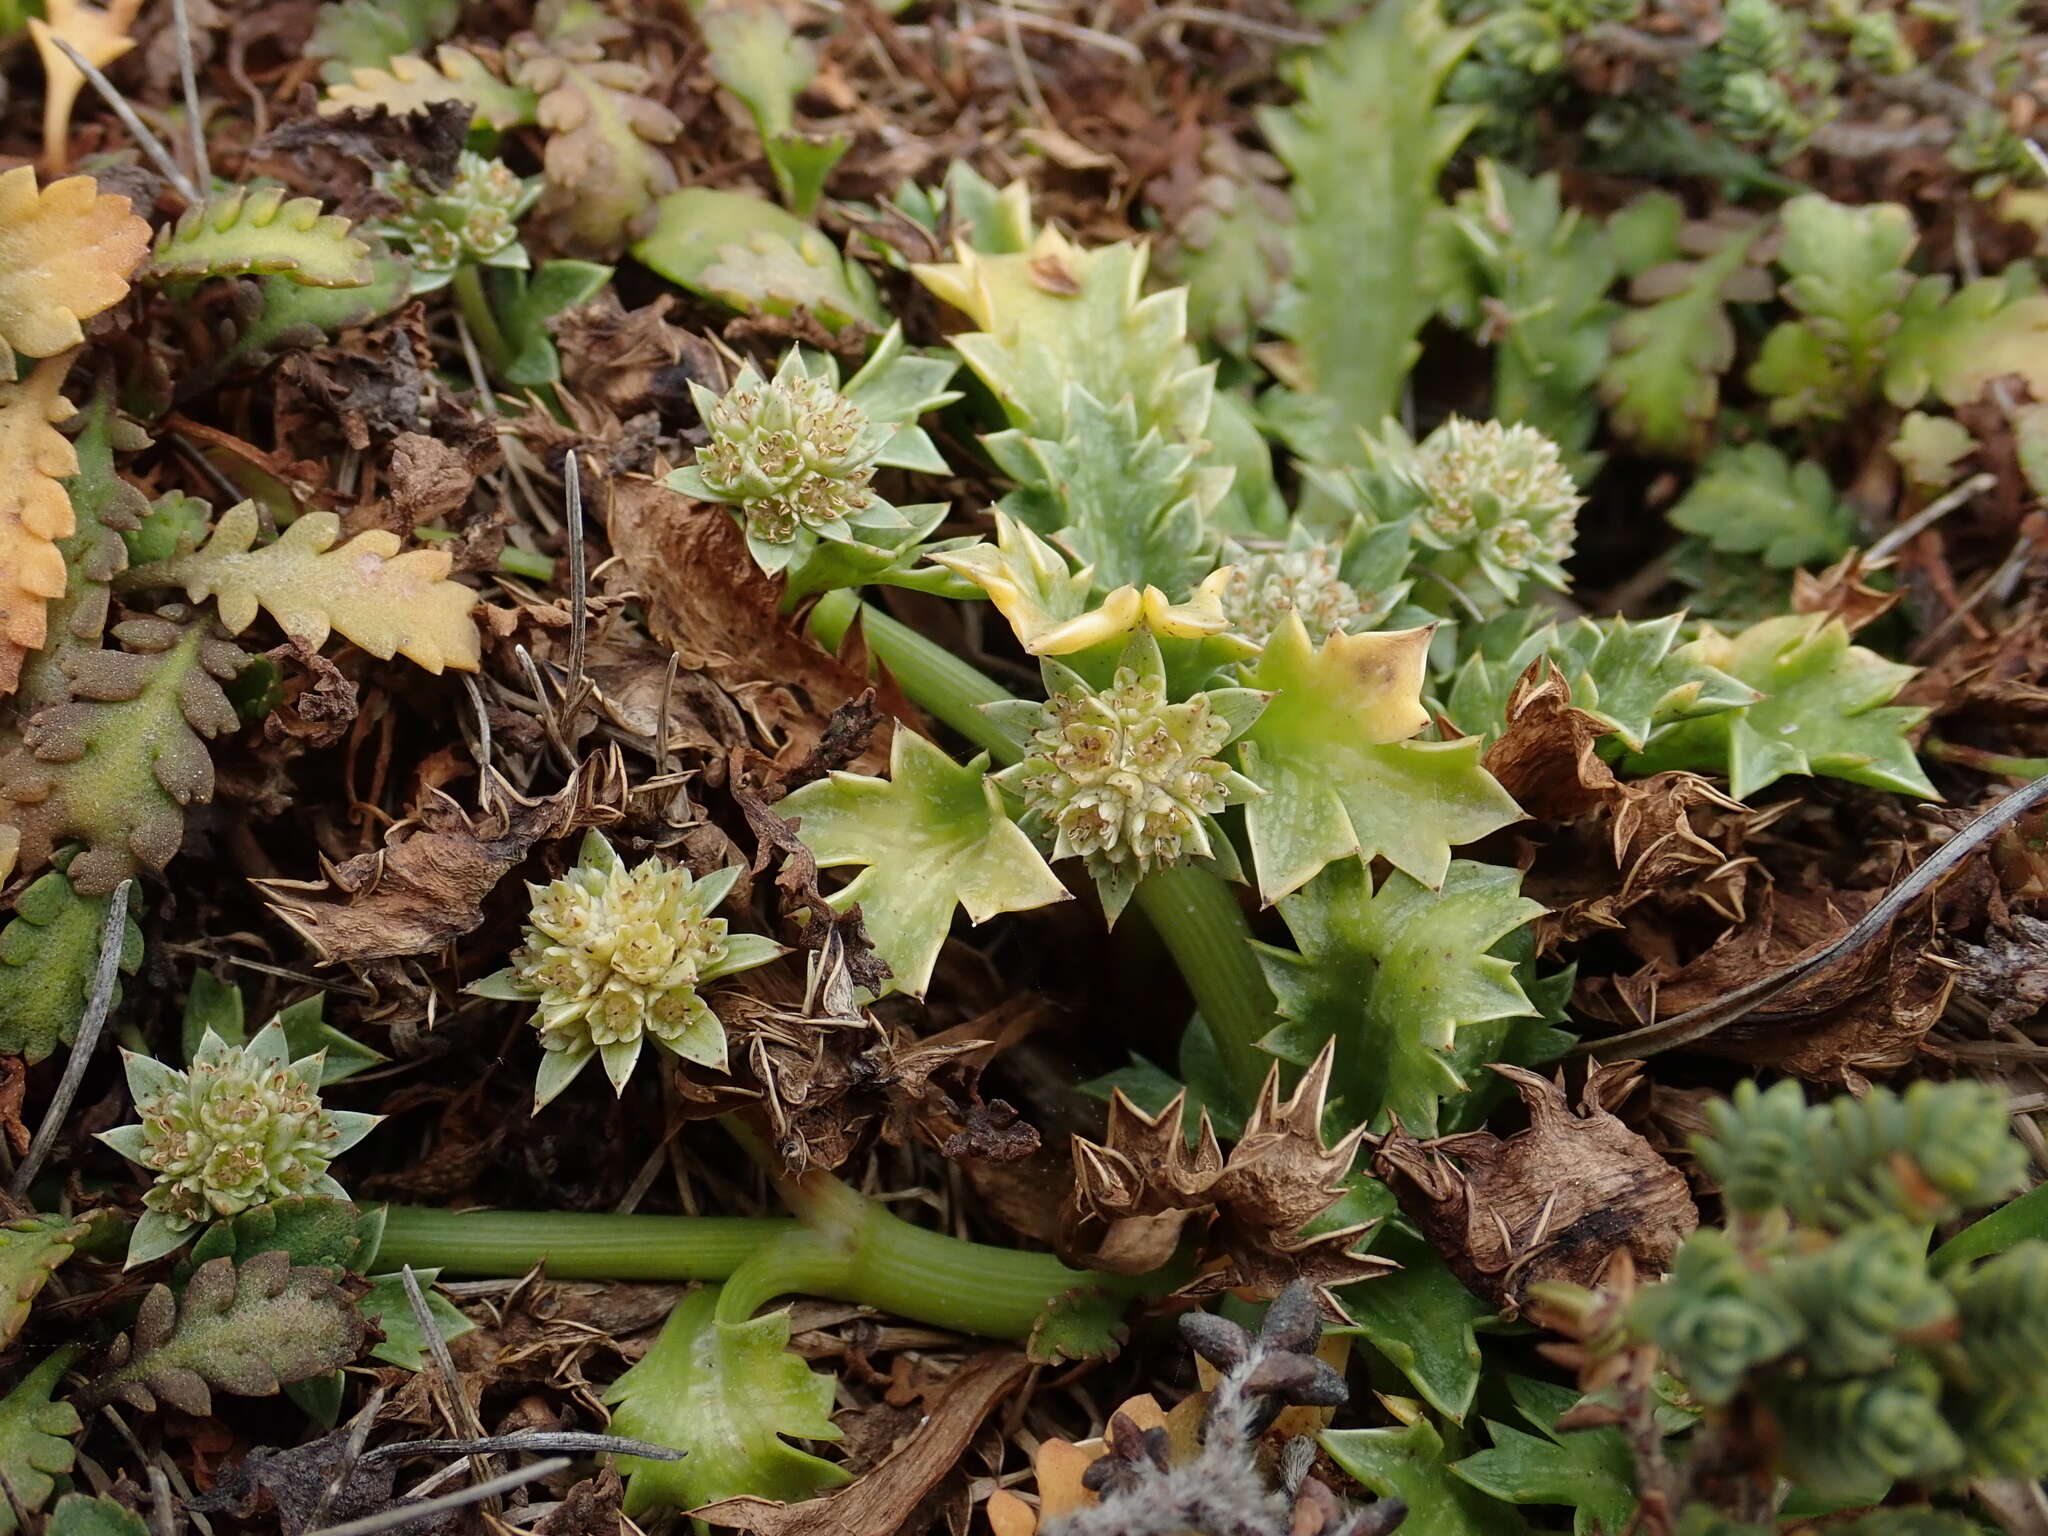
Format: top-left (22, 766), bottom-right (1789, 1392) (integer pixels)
top-left (0, 1349), bottom-right (84, 1535)
top-left (0, 864), bottom-right (143, 1064)
top-left (0, 167), bottom-right (150, 360)
top-left (1443, 613), bottom-right (1756, 752)
top-left (1667, 442), bottom-right (1858, 569)
top-left (1747, 195), bottom-right (1915, 425)
top-left (145, 189), bottom-right (372, 289)
top-left (510, 27), bottom-right (682, 255)
top-left (357, 1269), bottom-right (475, 1370)
top-left (1323, 1415), bottom-right (1527, 1536)
top-left (1257, 0), bottom-right (1480, 463)
top-left (0, 1218), bottom-right (88, 1348)
top-left (634, 188), bottom-right (885, 332)
top-left (320, 46), bottom-right (538, 130)
top-left (1257, 857), bottom-right (1541, 1137)
top-left (0, 357), bottom-right (80, 696)
top-left (1886, 267), bottom-right (2048, 410)
top-left (17, 390), bottom-right (148, 715)
top-left (1, 614), bottom-right (247, 894)
top-left (1627, 613), bottom-right (1934, 800)
top-left (1238, 614), bottom-right (1521, 902)
top-left (1600, 214), bottom-right (1768, 458)
top-left (77, 1251), bottom-right (365, 1415)
top-left (606, 1284), bottom-right (848, 1517)
top-left (127, 502), bottom-right (480, 674)
top-left (780, 730), bottom-right (1070, 998)
top-left (1451, 1379), bottom-right (1637, 1536)
top-left (1337, 1224), bottom-right (1494, 1424)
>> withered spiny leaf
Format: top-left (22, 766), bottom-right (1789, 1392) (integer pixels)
top-left (0, 613), bottom-right (245, 893)
top-left (78, 1250), bottom-right (364, 1416)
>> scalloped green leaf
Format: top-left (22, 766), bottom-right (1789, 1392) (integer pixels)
top-left (1028, 1285), bottom-right (1131, 1365)
top-left (307, 0), bottom-right (459, 80)
top-left (781, 730), bottom-right (1069, 998)
top-left (607, 1285), bottom-right (847, 1518)
top-left (214, 254), bottom-right (414, 375)
top-left (0, 1349), bottom-right (84, 1535)
top-left (1747, 195), bottom-right (1915, 425)
top-left (1667, 442), bottom-right (1857, 570)
top-left (1257, 857), bottom-right (1540, 1137)
top-left (1443, 613), bottom-right (1756, 752)
top-left (1238, 616), bottom-right (1522, 902)
top-left (1886, 268), bottom-right (2048, 410)
top-left (145, 189), bottom-right (373, 289)
top-left (320, 47), bottom-right (539, 131)
top-left (1627, 613), bottom-right (1934, 800)
top-left (0, 1217), bottom-right (87, 1347)
top-left (44, 1497), bottom-right (145, 1536)
top-left (0, 865), bottom-right (142, 1063)
top-left (185, 1196), bottom-right (373, 1276)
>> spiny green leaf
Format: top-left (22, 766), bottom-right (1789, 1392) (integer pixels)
top-left (1237, 616), bottom-right (1521, 902)
top-left (1667, 442), bottom-right (1858, 570)
top-left (1336, 1223), bottom-right (1493, 1423)
top-left (1451, 1378), bottom-right (1637, 1536)
top-left (606, 1285), bottom-right (847, 1517)
top-left (1323, 1416), bottom-right (1527, 1536)
top-left (0, 1217), bottom-right (87, 1347)
top-left (0, 864), bottom-right (142, 1064)
top-left (1258, 0), bottom-right (1480, 463)
top-left (1627, 613), bottom-right (1934, 800)
top-left (0, 1349), bottom-right (84, 1535)
top-left (78, 1251), bottom-right (365, 1416)
top-left (145, 189), bottom-right (373, 289)
top-left (1258, 858), bottom-right (1540, 1137)
top-left (1443, 613), bottom-right (1756, 752)
top-left (1748, 195), bottom-right (1915, 424)
top-left (781, 730), bottom-right (1069, 998)
top-left (358, 1268), bottom-right (475, 1370)
top-left (43, 1496), bottom-right (144, 1536)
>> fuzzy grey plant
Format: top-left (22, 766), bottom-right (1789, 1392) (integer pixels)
top-left (1043, 1281), bottom-right (1409, 1536)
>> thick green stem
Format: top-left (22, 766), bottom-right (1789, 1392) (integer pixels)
top-left (374, 1206), bottom-right (797, 1281)
top-left (810, 588), bottom-right (1281, 1111)
top-left (451, 263), bottom-right (515, 380)
top-left (1925, 738), bottom-right (2048, 781)
top-left (1134, 865), bottom-right (1278, 1119)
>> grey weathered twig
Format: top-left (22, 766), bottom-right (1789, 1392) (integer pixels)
top-left (45, 37), bottom-right (201, 205)
top-left (304, 1458), bottom-right (571, 1536)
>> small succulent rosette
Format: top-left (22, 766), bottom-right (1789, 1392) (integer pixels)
top-left (987, 631), bottom-right (1266, 921)
top-left (97, 1024), bottom-right (379, 1267)
top-left (372, 150), bottom-right (542, 293)
top-left (468, 831), bottom-right (784, 1111)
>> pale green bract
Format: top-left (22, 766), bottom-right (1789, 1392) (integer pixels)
top-left (466, 830), bottom-right (784, 1109)
top-left (97, 1024), bottom-right (379, 1267)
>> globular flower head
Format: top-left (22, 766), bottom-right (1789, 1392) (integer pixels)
top-left (468, 831), bottom-right (784, 1112)
top-left (1222, 542), bottom-right (1368, 647)
top-left (97, 1024), bottom-right (378, 1267)
top-left (1411, 416), bottom-right (1581, 589)
top-left (997, 635), bottom-right (1264, 921)
top-left (685, 352), bottom-right (895, 550)
top-left (373, 151), bottom-right (538, 277)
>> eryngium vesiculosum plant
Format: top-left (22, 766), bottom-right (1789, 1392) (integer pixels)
top-left (468, 831), bottom-right (783, 1110)
top-left (97, 1024), bottom-right (378, 1265)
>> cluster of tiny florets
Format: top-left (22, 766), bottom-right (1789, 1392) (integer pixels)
top-left (1019, 667), bottom-right (1234, 876)
top-left (1221, 543), bottom-right (1372, 645)
top-left (697, 372), bottom-right (879, 543)
top-left (1413, 418), bottom-right (1581, 560)
top-left (513, 855), bottom-right (730, 1061)
top-left (375, 151), bottom-right (527, 272)
top-left (128, 1041), bottom-right (342, 1229)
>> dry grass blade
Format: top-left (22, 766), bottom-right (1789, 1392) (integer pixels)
top-left (10, 878), bottom-right (130, 1198)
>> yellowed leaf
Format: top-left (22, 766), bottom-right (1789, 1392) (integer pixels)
top-left (133, 502), bottom-right (482, 673)
top-left (0, 356), bottom-right (81, 695)
top-left (28, 0), bottom-right (145, 172)
top-left (0, 167), bottom-right (150, 359)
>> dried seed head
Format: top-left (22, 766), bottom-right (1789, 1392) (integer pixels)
top-left (374, 151), bottom-right (532, 272)
top-left (696, 367), bottom-right (881, 544)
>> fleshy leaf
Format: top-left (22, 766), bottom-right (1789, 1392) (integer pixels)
top-left (0, 1349), bottom-right (84, 1535)
top-left (781, 730), bottom-right (1070, 998)
top-left (0, 357), bottom-right (80, 695)
top-left (1667, 442), bottom-right (1857, 570)
top-left (319, 46), bottom-right (539, 129)
top-left (1256, 858), bottom-right (1541, 1137)
top-left (145, 189), bottom-right (373, 289)
top-left (0, 614), bottom-right (247, 893)
top-left (77, 1250), bottom-right (365, 1415)
top-left (606, 1285), bottom-right (848, 1517)
top-left (0, 1217), bottom-right (88, 1348)
top-left (127, 502), bottom-right (480, 673)
top-left (1627, 613), bottom-right (1934, 800)
top-left (1257, 0), bottom-right (1480, 463)
top-left (0, 864), bottom-right (143, 1064)
top-left (0, 167), bottom-right (150, 359)
top-left (1237, 614), bottom-right (1520, 901)
top-left (184, 1196), bottom-right (375, 1276)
